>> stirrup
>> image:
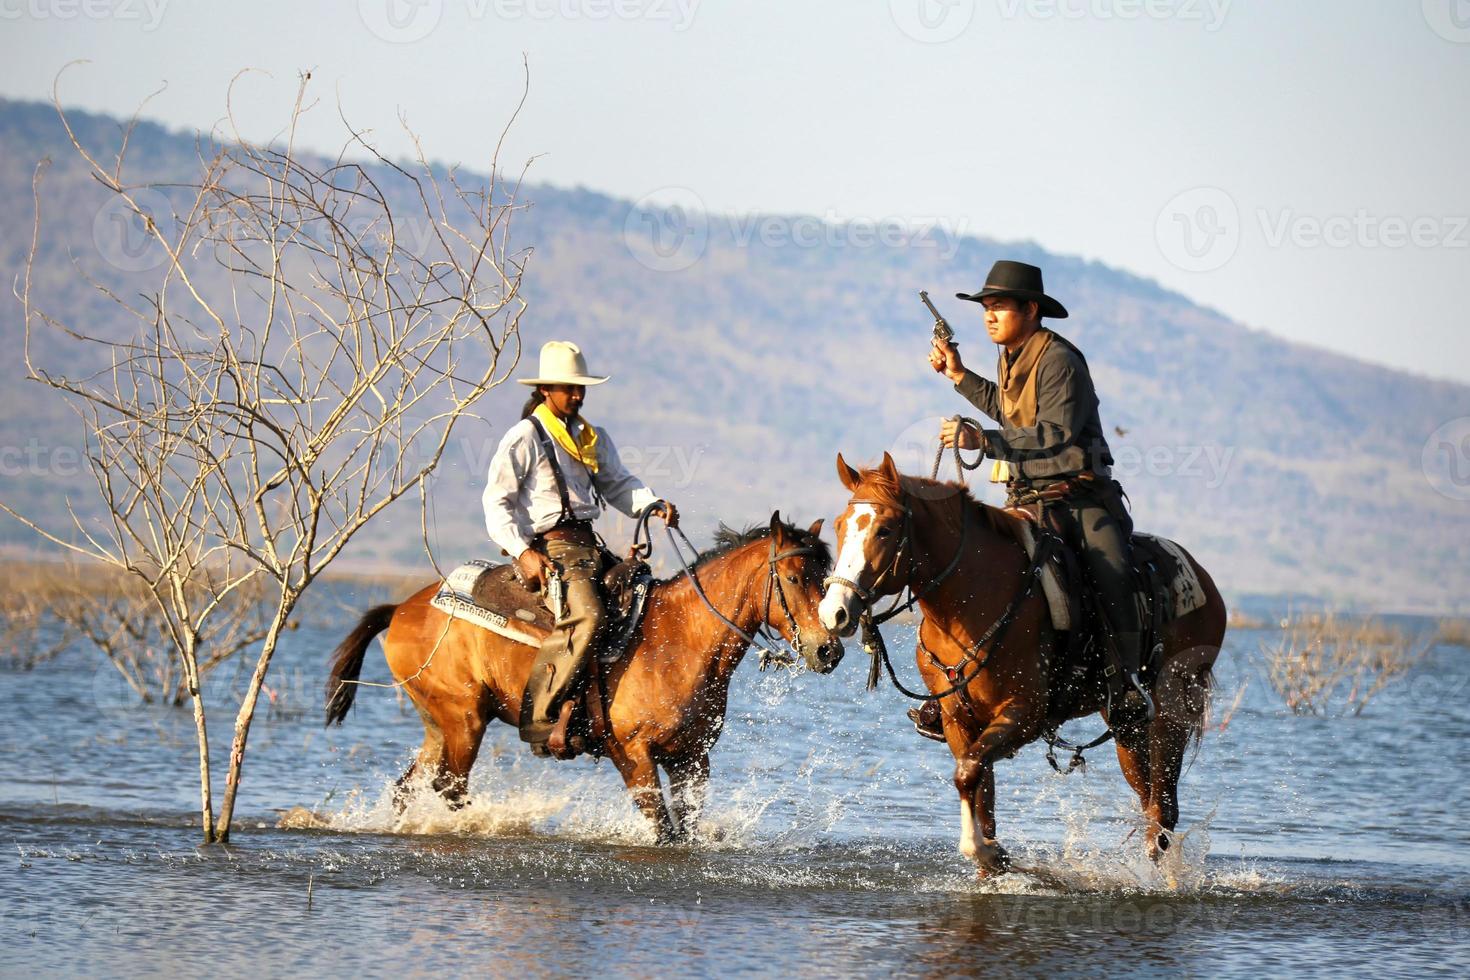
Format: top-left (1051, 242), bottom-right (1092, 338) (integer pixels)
top-left (1127, 672), bottom-right (1156, 723)
top-left (906, 706), bottom-right (946, 742)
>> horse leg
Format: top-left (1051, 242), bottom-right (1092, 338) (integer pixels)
top-left (665, 752), bottom-right (711, 843)
top-left (610, 745), bottom-right (675, 844)
top-left (426, 690), bottom-right (491, 809)
top-left (1144, 686), bottom-right (1204, 861)
top-left (394, 696), bottom-right (447, 811)
top-left (1112, 724), bottom-right (1152, 815)
top-left (952, 709), bottom-right (1035, 875)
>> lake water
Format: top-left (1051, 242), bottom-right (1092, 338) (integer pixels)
top-left (1, 584), bottom-right (1467, 978)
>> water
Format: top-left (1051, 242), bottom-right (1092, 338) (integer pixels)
top-left (2, 585), bottom-right (1467, 977)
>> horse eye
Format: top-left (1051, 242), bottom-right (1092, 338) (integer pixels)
top-left (875, 526), bottom-right (892, 538)
top-left (785, 573), bottom-right (798, 584)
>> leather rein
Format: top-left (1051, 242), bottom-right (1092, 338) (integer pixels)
top-left (635, 507), bottom-right (827, 670)
top-left (822, 491), bottom-right (1052, 703)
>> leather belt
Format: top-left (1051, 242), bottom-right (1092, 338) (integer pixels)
top-left (537, 520), bottom-right (595, 546)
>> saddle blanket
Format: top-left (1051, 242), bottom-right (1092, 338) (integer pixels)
top-left (430, 560), bottom-right (549, 648)
top-left (1010, 525), bottom-right (1209, 631)
top-left (1133, 533), bottom-right (1209, 619)
top-left (429, 558), bottom-right (654, 662)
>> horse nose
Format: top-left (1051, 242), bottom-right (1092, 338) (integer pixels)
top-left (831, 606), bottom-right (848, 631)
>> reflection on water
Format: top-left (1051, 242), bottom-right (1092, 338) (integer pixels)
top-left (1, 591), bottom-right (1467, 976)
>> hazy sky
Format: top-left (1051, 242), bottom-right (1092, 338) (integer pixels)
top-left (2, 0), bottom-right (1467, 382)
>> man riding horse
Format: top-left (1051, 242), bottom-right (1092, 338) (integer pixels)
top-left (483, 340), bottom-right (678, 759)
top-left (923, 259), bottom-right (1153, 733)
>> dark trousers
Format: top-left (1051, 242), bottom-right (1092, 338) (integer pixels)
top-left (1052, 490), bottom-right (1142, 672)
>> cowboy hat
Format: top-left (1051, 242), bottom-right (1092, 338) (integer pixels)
top-left (955, 260), bottom-right (1069, 319)
top-left (517, 341), bottom-right (610, 386)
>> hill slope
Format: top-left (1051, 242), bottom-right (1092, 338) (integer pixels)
top-left (2, 98), bottom-right (1467, 611)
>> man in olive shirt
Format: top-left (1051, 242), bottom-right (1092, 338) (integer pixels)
top-left (928, 260), bottom-right (1153, 724)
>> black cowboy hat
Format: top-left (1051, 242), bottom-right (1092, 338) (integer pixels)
top-left (955, 260), bottom-right (1069, 319)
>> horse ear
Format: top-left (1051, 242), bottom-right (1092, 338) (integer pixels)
top-left (879, 451), bottom-right (900, 485)
top-left (807, 518), bottom-right (824, 538)
top-left (836, 453), bottom-right (861, 491)
top-left (769, 509), bottom-right (785, 542)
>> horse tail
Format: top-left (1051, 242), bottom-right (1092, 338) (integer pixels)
top-left (325, 603), bottom-right (397, 727)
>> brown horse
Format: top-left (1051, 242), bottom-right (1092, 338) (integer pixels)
top-left (325, 513), bottom-right (841, 843)
top-left (818, 454), bottom-right (1226, 873)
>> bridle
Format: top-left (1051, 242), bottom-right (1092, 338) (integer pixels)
top-left (823, 485), bottom-right (1050, 701)
top-left (822, 493), bottom-right (970, 633)
top-left (634, 507), bottom-right (833, 670)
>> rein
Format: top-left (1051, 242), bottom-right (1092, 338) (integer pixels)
top-left (661, 523), bottom-right (824, 671)
top-left (869, 533), bottom-right (1053, 702)
top-left (823, 472), bottom-right (1051, 702)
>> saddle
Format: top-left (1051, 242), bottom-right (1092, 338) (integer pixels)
top-left (429, 554), bottom-right (656, 758)
top-left (1000, 505), bottom-right (1208, 709)
top-left (430, 553), bottom-right (655, 659)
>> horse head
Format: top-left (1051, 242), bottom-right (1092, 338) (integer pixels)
top-left (819, 451), bottom-right (913, 638)
top-left (761, 511), bottom-right (845, 674)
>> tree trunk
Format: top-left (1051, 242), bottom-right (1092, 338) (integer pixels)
top-left (214, 597), bottom-right (294, 842)
top-left (179, 639), bottom-right (216, 843)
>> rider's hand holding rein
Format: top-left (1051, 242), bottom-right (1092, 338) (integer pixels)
top-left (653, 500), bottom-right (680, 529)
top-left (930, 339), bottom-right (983, 451)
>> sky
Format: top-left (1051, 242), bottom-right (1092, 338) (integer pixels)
top-left (1, 0), bottom-right (1467, 383)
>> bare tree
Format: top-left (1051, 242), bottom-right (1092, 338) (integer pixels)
top-left (3, 69), bottom-right (531, 841)
top-left (1263, 612), bottom-right (1429, 716)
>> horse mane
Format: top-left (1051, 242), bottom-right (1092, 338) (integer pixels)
top-left (854, 467), bottom-right (1014, 538)
top-left (694, 518), bottom-right (832, 570)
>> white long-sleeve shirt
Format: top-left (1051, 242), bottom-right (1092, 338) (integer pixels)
top-left (482, 416), bottom-right (661, 559)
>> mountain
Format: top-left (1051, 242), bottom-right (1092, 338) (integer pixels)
top-left (2, 97), bottom-right (1467, 612)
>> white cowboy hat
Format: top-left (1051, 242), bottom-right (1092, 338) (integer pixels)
top-left (516, 341), bottom-right (610, 387)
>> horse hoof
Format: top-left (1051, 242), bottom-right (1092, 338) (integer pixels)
top-left (974, 839), bottom-right (1012, 876)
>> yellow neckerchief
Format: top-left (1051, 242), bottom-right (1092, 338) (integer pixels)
top-left (533, 402), bottom-right (599, 474)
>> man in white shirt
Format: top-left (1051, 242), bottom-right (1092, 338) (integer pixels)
top-left (483, 341), bottom-right (678, 757)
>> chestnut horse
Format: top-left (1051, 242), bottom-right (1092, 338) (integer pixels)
top-left (818, 454), bottom-right (1226, 873)
top-left (325, 513), bottom-right (841, 842)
